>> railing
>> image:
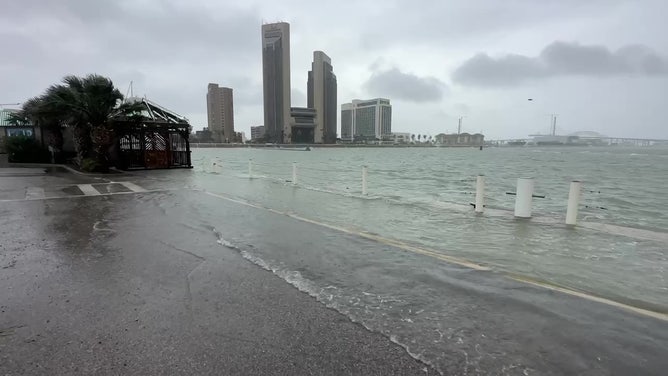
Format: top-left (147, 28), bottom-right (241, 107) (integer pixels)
top-left (204, 159), bottom-right (598, 225)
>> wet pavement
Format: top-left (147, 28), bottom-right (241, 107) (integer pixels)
top-left (1, 165), bottom-right (667, 375)
top-left (0, 166), bottom-right (430, 375)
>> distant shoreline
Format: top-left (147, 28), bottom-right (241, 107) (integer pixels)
top-left (190, 143), bottom-right (481, 149)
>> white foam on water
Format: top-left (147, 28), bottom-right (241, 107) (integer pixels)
top-left (212, 228), bottom-right (237, 249)
top-left (225, 240), bottom-right (446, 374)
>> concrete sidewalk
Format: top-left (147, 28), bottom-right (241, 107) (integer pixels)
top-left (0, 169), bottom-right (432, 375)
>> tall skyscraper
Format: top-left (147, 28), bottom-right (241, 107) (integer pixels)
top-left (307, 51), bottom-right (337, 144)
top-left (206, 83), bottom-right (234, 143)
top-left (262, 22), bottom-right (291, 144)
top-left (340, 99), bottom-right (392, 142)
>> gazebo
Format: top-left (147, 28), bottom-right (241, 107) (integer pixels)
top-left (113, 97), bottom-right (192, 170)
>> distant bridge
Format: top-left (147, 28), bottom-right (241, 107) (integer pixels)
top-left (488, 136), bottom-right (668, 147)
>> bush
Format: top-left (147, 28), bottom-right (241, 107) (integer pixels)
top-left (80, 158), bottom-right (103, 172)
top-left (4, 136), bottom-right (50, 163)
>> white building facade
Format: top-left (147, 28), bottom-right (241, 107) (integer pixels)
top-left (339, 98), bottom-right (391, 142)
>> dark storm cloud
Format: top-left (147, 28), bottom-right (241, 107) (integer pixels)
top-left (364, 68), bottom-right (447, 103)
top-left (0, 0), bottom-right (262, 117)
top-left (357, 0), bottom-right (631, 50)
top-left (452, 41), bottom-right (668, 86)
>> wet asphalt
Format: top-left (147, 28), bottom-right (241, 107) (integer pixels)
top-left (0, 165), bottom-right (430, 375)
top-left (1, 164), bottom-right (667, 375)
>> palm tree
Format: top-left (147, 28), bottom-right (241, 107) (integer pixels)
top-left (40, 74), bottom-right (141, 170)
top-left (14, 96), bottom-right (65, 161)
top-left (417, 134), bottom-right (421, 142)
top-left (411, 134), bottom-right (415, 143)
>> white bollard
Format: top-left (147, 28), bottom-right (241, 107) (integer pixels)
top-left (475, 175), bottom-right (485, 213)
top-left (248, 159), bottom-right (252, 179)
top-left (565, 180), bottom-right (582, 226)
top-left (514, 178), bottom-right (534, 218)
top-left (362, 165), bottom-right (368, 195)
top-left (292, 162), bottom-right (298, 185)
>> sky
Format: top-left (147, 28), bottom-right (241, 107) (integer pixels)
top-left (1, 0), bottom-right (667, 140)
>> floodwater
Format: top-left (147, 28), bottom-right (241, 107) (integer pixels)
top-left (188, 146), bottom-right (668, 373)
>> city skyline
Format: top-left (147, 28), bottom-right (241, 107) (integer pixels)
top-left (4, 1), bottom-right (668, 140)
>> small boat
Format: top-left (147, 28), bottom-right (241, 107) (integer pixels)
top-left (275, 146), bottom-right (311, 151)
top-left (507, 140), bottom-right (527, 146)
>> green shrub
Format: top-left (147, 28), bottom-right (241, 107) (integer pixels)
top-left (80, 158), bottom-right (102, 172)
top-left (4, 136), bottom-right (50, 163)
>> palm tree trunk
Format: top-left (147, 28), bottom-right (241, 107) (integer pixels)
top-left (91, 125), bottom-right (114, 172)
top-left (45, 127), bottom-right (64, 163)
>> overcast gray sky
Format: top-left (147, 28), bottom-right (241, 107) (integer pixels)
top-left (1, 0), bottom-right (667, 139)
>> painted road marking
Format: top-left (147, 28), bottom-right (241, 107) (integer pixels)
top-left (0, 188), bottom-right (175, 203)
top-left (203, 189), bottom-right (668, 322)
top-left (119, 181), bottom-right (146, 192)
top-left (25, 187), bottom-right (45, 200)
top-left (78, 184), bottom-right (101, 196)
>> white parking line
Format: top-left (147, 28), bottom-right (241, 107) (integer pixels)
top-left (119, 181), bottom-right (146, 192)
top-left (25, 187), bottom-right (45, 200)
top-left (78, 184), bottom-right (101, 196)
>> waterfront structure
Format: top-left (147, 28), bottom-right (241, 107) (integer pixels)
top-left (206, 84), bottom-right (234, 143)
top-left (262, 22), bottom-right (291, 143)
top-left (0, 108), bottom-right (37, 152)
top-left (289, 107), bottom-right (316, 143)
top-left (251, 125), bottom-right (266, 141)
top-left (340, 99), bottom-right (392, 142)
top-left (391, 132), bottom-right (411, 144)
top-left (307, 51), bottom-right (337, 143)
top-left (0, 108), bottom-right (34, 137)
top-left (116, 97), bottom-right (192, 169)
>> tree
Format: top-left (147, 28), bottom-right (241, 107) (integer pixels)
top-left (411, 134), bottom-right (415, 143)
top-left (39, 74), bottom-right (141, 170)
top-left (14, 96), bottom-right (65, 161)
top-left (417, 134), bottom-right (421, 142)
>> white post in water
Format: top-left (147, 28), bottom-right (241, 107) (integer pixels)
top-left (362, 165), bottom-right (368, 195)
top-left (212, 160), bottom-right (222, 173)
top-left (248, 159), bottom-right (252, 179)
top-left (514, 177), bottom-right (534, 218)
top-left (475, 175), bottom-right (485, 213)
top-left (565, 180), bottom-right (582, 226)
top-left (292, 162), bottom-right (298, 186)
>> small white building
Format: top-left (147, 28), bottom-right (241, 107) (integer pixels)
top-left (391, 132), bottom-right (411, 144)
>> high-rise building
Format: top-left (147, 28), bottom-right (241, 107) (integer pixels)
top-left (307, 51), bottom-right (337, 144)
top-left (206, 83), bottom-right (234, 143)
top-left (340, 103), bottom-right (354, 142)
top-left (250, 125), bottom-right (266, 141)
top-left (262, 22), bottom-right (291, 144)
top-left (340, 99), bottom-right (392, 142)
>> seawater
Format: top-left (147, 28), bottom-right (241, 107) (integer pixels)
top-left (191, 146), bottom-right (668, 312)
